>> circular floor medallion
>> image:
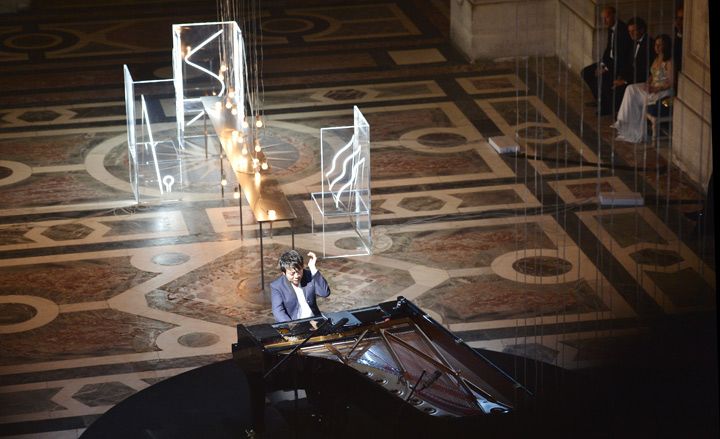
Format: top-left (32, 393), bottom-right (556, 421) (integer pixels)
top-left (0, 303), bottom-right (37, 325)
top-left (0, 160), bottom-right (32, 187)
top-left (4, 32), bottom-right (63, 50)
top-left (177, 332), bottom-right (220, 348)
top-left (491, 249), bottom-right (580, 285)
top-left (152, 252), bottom-right (191, 266)
top-left (0, 295), bottom-right (59, 334)
top-left (512, 256), bottom-right (573, 276)
top-left (416, 132), bottom-right (467, 148)
top-left (263, 18), bottom-right (314, 33)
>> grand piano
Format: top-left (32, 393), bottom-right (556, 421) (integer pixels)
top-left (232, 297), bottom-right (534, 436)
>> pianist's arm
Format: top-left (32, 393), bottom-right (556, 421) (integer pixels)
top-left (270, 279), bottom-right (293, 322)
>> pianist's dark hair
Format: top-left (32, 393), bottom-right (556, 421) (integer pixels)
top-left (278, 249), bottom-right (303, 273)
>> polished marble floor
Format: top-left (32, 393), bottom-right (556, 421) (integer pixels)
top-left (0, 0), bottom-right (715, 437)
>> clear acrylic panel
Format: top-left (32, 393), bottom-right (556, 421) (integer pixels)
top-left (123, 65), bottom-right (184, 203)
top-left (312, 106), bottom-right (372, 258)
top-left (172, 21), bottom-right (244, 147)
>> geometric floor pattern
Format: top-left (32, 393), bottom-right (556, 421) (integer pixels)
top-left (0, 0), bottom-right (714, 437)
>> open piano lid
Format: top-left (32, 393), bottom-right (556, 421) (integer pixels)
top-left (236, 297), bottom-right (532, 419)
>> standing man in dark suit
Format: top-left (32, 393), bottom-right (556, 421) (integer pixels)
top-left (271, 250), bottom-right (331, 322)
top-left (611, 16), bottom-right (651, 112)
top-left (673, 3), bottom-right (683, 77)
top-left (582, 5), bottom-right (633, 115)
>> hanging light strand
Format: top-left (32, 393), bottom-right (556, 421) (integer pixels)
top-left (216, 0), bottom-right (267, 172)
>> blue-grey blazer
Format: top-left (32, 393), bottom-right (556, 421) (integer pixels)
top-left (270, 269), bottom-right (331, 322)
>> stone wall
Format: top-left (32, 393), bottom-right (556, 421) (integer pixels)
top-left (671, 0), bottom-right (712, 191)
top-left (450, 0), bottom-right (556, 62)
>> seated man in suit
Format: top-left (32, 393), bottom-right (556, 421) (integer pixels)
top-left (582, 5), bottom-right (632, 115)
top-left (271, 250), bottom-right (331, 322)
top-left (612, 16), bottom-right (651, 112)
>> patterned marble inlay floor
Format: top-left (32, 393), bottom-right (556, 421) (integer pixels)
top-left (0, 0), bottom-right (713, 436)
top-left (577, 207), bottom-right (715, 313)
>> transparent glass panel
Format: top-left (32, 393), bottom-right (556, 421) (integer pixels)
top-left (172, 21), bottom-right (244, 147)
top-left (123, 65), bottom-right (184, 203)
top-left (311, 106), bottom-right (372, 258)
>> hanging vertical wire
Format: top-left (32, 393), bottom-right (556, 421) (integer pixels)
top-left (554, 12), bottom-right (564, 375)
top-left (217, 0), bottom-right (266, 168)
top-left (634, 0), bottom-right (650, 310)
top-left (554, 15), bottom-right (562, 372)
top-left (512, 0), bottom-right (523, 393)
top-left (250, 0), bottom-right (265, 136)
top-left (673, 0), bottom-right (687, 258)
top-left (248, 0), bottom-right (266, 164)
top-left (604, 0), bottom-right (629, 345)
top-left (695, 0), bottom-right (710, 289)
top-left (241, 1), bottom-right (252, 157)
top-left (592, 1), bottom-right (603, 354)
top-left (665, 0), bottom-right (678, 239)
top-left (522, 0), bottom-right (532, 392)
top-left (613, 0), bottom-right (625, 350)
top-left (560, 0), bottom-right (572, 376)
top-left (575, 3), bottom-right (588, 373)
top-left (629, 1), bottom-right (641, 325)
top-left (626, 0), bottom-right (639, 321)
top-left (652, 0), bottom-right (665, 312)
top-left (243, 0), bottom-right (255, 151)
top-left (608, 0), bottom-right (627, 331)
top-left (531, 25), bottom-right (541, 394)
top-left (250, 0), bottom-right (259, 126)
top-left (538, 41), bottom-right (552, 397)
top-left (257, 1), bottom-right (266, 134)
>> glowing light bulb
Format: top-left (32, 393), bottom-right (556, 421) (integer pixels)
top-left (254, 143), bottom-right (261, 153)
top-left (255, 116), bottom-right (263, 128)
top-left (228, 90), bottom-right (235, 98)
top-left (261, 161), bottom-right (268, 170)
top-left (221, 178), bottom-right (227, 186)
top-left (241, 146), bottom-right (248, 155)
top-left (231, 108), bottom-right (237, 115)
top-left (233, 190), bottom-right (240, 199)
top-left (225, 101), bottom-right (232, 109)
top-left (242, 117), bottom-right (249, 129)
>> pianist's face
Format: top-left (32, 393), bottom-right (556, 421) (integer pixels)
top-left (285, 267), bottom-right (302, 286)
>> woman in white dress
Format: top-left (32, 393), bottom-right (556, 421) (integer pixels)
top-left (612, 34), bottom-right (674, 143)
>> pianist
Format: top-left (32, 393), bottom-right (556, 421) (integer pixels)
top-left (270, 250), bottom-right (331, 322)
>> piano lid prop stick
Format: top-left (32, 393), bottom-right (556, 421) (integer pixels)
top-left (405, 370), bottom-right (427, 402)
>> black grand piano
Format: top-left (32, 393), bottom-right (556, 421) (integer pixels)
top-left (233, 297), bottom-right (534, 436)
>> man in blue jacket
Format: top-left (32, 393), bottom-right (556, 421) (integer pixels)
top-left (270, 250), bottom-right (331, 322)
